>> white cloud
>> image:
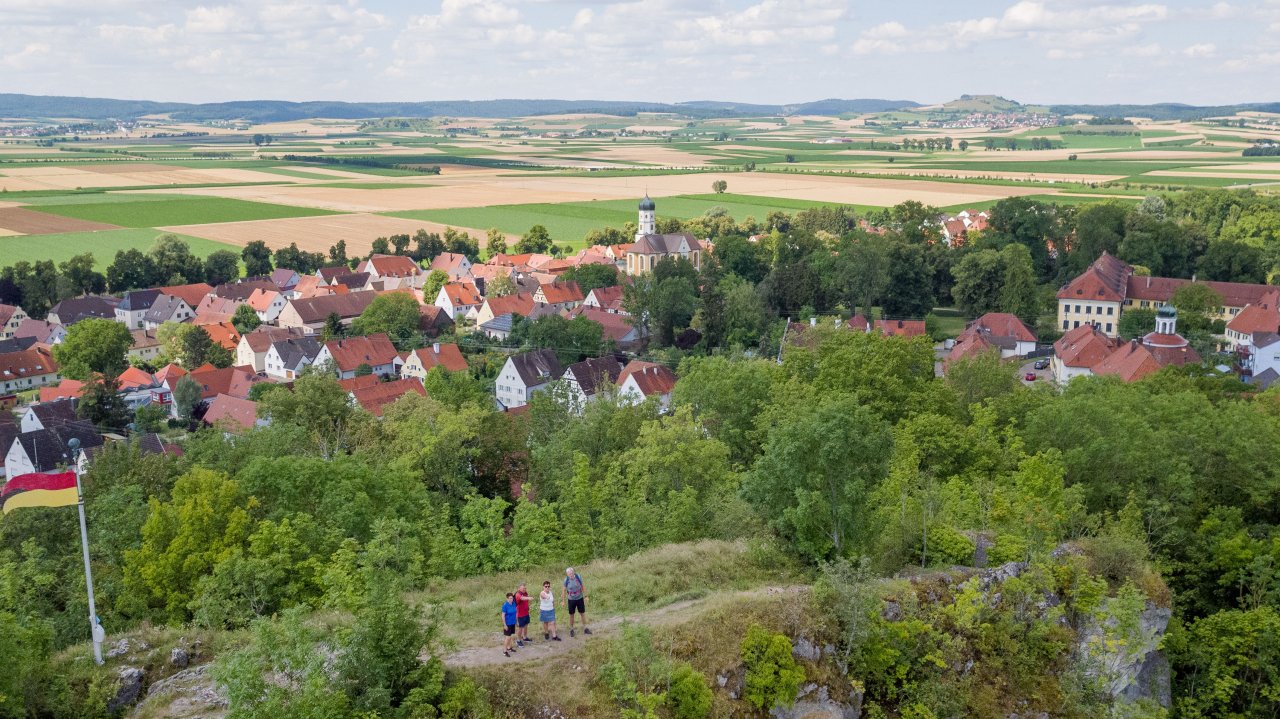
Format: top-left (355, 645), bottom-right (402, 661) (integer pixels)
top-left (1183, 42), bottom-right (1216, 57)
top-left (1, 43), bottom-right (51, 69)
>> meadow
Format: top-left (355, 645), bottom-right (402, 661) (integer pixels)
top-left (0, 227), bottom-right (238, 267)
top-left (31, 195), bottom-right (339, 227)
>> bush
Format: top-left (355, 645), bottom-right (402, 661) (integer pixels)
top-left (739, 624), bottom-right (804, 711)
top-left (667, 663), bottom-right (713, 719)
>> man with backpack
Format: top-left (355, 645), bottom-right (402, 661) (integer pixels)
top-left (563, 567), bottom-right (591, 637)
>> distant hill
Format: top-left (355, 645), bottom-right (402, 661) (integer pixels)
top-left (0, 94), bottom-right (920, 123)
top-left (1048, 102), bottom-right (1280, 120)
top-left (943, 94), bottom-right (1024, 113)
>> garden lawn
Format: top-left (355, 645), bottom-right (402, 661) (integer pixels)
top-left (32, 196), bottom-right (340, 227)
top-left (0, 227), bottom-right (240, 268)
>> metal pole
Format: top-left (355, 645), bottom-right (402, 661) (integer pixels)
top-left (69, 438), bottom-right (104, 664)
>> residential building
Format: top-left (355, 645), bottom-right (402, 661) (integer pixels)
top-left (0, 304), bottom-right (27, 339)
top-left (0, 346), bottom-right (60, 395)
top-left (626, 196), bottom-right (703, 275)
top-left (158, 282), bottom-right (214, 308)
top-left (349, 378), bottom-right (426, 417)
top-left (170, 364), bottom-right (264, 419)
top-left (400, 343), bottom-right (468, 380)
top-left (495, 349), bottom-right (562, 409)
top-left (583, 285), bottom-right (626, 314)
top-left (1052, 323), bottom-right (1120, 384)
top-left (276, 291), bottom-right (378, 335)
top-left (1224, 289), bottom-right (1280, 351)
top-left (479, 313), bottom-right (518, 341)
top-left (356, 254), bottom-right (422, 290)
top-left (418, 304), bottom-right (454, 337)
top-left (19, 398), bottom-right (77, 432)
top-left (566, 305), bottom-right (645, 350)
top-left (958, 313), bottom-right (1038, 358)
top-left (270, 268), bottom-right (301, 292)
top-left (200, 322), bottom-right (241, 351)
top-left (142, 294), bottom-right (195, 329)
top-left (13, 319), bottom-right (65, 346)
top-left (194, 295), bottom-right (242, 325)
top-left (248, 288), bottom-right (289, 323)
top-left (561, 355), bottom-right (623, 411)
top-left (39, 380), bottom-right (84, 403)
top-left (533, 281), bottom-right (584, 312)
top-left (1089, 306), bottom-right (1201, 383)
top-left (214, 278), bottom-right (276, 302)
top-left (5, 420), bottom-right (102, 478)
top-left (434, 282), bottom-right (483, 320)
top-left (315, 333), bottom-right (401, 379)
top-left (264, 337), bottom-right (322, 380)
top-left (0, 414), bottom-right (17, 477)
top-left (236, 326), bottom-right (307, 372)
top-left (115, 289), bottom-right (162, 328)
top-left (474, 292), bottom-right (544, 327)
top-left (874, 319), bottom-right (928, 338)
top-left (617, 360), bottom-right (677, 412)
top-left (203, 394), bottom-right (264, 433)
top-left (331, 272), bottom-right (371, 292)
top-left (429, 252), bottom-right (474, 280)
top-left (47, 296), bottom-right (118, 326)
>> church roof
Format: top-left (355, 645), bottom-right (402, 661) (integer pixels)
top-left (639, 195), bottom-right (655, 211)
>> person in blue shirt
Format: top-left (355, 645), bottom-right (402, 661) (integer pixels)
top-left (500, 592), bottom-right (518, 657)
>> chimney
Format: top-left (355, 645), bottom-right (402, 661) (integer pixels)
top-left (433, 342), bottom-right (441, 354)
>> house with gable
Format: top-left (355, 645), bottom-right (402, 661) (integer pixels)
top-left (435, 282), bottom-right (484, 321)
top-left (356, 254), bottom-right (422, 290)
top-left (534, 281), bottom-right (585, 313)
top-left (617, 360), bottom-right (677, 412)
top-left (48, 296), bottom-right (118, 326)
top-left (400, 342), bottom-right (468, 380)
top-left (236, 326), bottom-right (307, 372)
top-left (19, 398), bottom-right (77, 432)
top-left (349, 378), bottom-right (426, 417)
top-left (1051, 323), bottom-right (1120, 384)
top-left (248, 288), bottom-right (289, 323)
top-left (142, 294), bottom-right (195, 330)
top-left (429, 252), bottom-right (474, 280)
top-left (5, 420), bottom-right (102, 478)
top-left (959, 313), bottom-right (1038, 358)
top-left (0, 304), bottom-right (28, 339)
top-left (495, 348), bottom-right (562, 410)
top-left (277, 291), bottom-right (378, 335)
top-left (0, 346), bottom-right (60, 395)
top-left (115, 290), bottom-right (162, 329)
top-left (561, 355), bottom-right (624, 412)
top-left (625, 196), bottom-right (704, 275)
top-left (583, 285), bottom-right (626, 314)
top-left (264, 336), bottom-right (322, 381)
top-left (315, 333), bottom-right (401, 379)
top-left (14, 319), bottom-right (65, 346)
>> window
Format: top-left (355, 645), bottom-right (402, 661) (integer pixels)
top-left (1107, 306), bottom-right (1114, 315)
top-left (1105, 323), bottom-right (1112, 333)
top-left (1062, 320), bottom-right (1069, 329)
top-left (1140, 301), bottom-right (1149, 308)
top-left (1085, 306), bottom-right (1092, 315)
top-left (1074, 321), bottom-right (1080, 329)
top-left (1074, 305), bottom-right (1081, 313)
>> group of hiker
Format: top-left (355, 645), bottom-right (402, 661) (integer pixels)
top-left (500, 567), bottom-right (590, 657)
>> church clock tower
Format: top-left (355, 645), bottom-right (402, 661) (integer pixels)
top-left (637, 194), bottom-right (656, 238)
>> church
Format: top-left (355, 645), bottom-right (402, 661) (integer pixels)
top-left (624, 195), bottom-right (704, 276)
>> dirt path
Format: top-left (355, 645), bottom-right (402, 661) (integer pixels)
top-left (443, 585), bottom-right (807, 668)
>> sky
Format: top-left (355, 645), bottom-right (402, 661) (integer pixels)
top-left (1, 0), bottom-right (1277, 106)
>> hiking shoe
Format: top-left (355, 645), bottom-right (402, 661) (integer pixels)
top-left (504, 650), bottom-right (510, 657)
top-left (544, 632), bottom-right (550, 640)
top-left (516, 640), bottom-right (524, 647)
top-left (553, 635), bottom-right (562, 641)
top-left (570, 629), bottom-right (575, 637)
top-left (583, 628), bottom-right (592, 635)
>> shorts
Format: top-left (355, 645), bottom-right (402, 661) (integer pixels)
top-left (517, 615), bottom-right (530, 627)
top-left (567, 597), bottom-right (586, 615)
top-left (539, 609), bottom-right (556, 623)
top-left (503, 624), bottom-right (515, 636)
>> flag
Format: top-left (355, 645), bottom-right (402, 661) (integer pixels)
top-left (1, 471), bottom-right (79, 514)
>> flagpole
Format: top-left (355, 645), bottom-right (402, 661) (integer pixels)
top-left (67, 438), bottom-right (104, 665)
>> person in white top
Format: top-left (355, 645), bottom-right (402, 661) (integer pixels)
top-left (539, 580), bottom-right (561, 641)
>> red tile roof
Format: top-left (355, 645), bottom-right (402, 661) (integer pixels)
top-left (1058, 252), bottom-right (1131, 302)
top-left (586, 285), bottom-right (625, 312)
top-left (351, 378), bottom-right (425, 417)
top-left (1053, 323), bottom-right (1118, 370)
top-left (1226, 290), bottom-right (1280, 336)
top-left (1126, 274), bottom-right (1273, 308)
top-left (970, 312), bottom-right (1037, 343)
top-left (337, 374), bottom-right (382, 392)
top-left (203, 394), bottom-right (259, 432)
top-left (874, 319), bottom-right (928, 338)
top-left (40, 379), bottom-right (85, 402)
top-left (117, 366), bottom-right (157, 390)
top-left (483, 292), bottom-right (537, 318)
top-left (405, 343), bottom-right (468, 373)
top-left (566, 305), bottom-right (637, 343)
top-left (199, 321), bottom-right (242, 351)
top-left (1093, 339), bottom-right (1201, 383)
top-left (246, 288), bottom-right (280, 312)
top-left (360, 254), bottom-right (421, 278)
top-left (323, 333), bottom-right (399, 372)
top-left (154, 363), bottom-right (187, 385)
top-left (537, 281), bottom-right (584, 304)
top-left (184, 365), bottom-right (261, 400)
top-left (619, 360), bottom-right (677, 397)
top-left (945, 330), bottom-right (999, 364)
top-left (441, 282), bottom-right (483, 307)
top-left (0, 346), bottom-right (58, 382)
top-left (159, 283), bottom-right (214, 308)
top-left (429, 252), bottom-right (471, 275)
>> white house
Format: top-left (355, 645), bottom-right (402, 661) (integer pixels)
top-left (495, 349), bottom-right (562, 410)
top-left (114, 290), bottom-right (162, 329)
top-left (315, 334), bottom-right (402, 380)
top-left (0, 304), bottom-right (29, 339)
top-left (429, 252), bottom-right (474, 281)
top-left (356, 254), bottom-right (422, 291)
top-left (560, 355), bottom-right (622, 414)
top-left (248, 288), bottom-right (289, 323)
top-left (264, 337), bottom-right (322, 381)
top-left (142, 295), bottom-right (195, 330)
top-left (617, 360), bottom-right (677, 412)
top-left (434, 282), bottom-right (483, 321)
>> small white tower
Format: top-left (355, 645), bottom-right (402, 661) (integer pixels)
top-left (1155, 304), bottom-right (1177, 335)
top-left (637, 194), bottom-right (656, 238)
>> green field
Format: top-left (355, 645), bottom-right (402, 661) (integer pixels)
top-left (0, 227), bottom-right (238, 267)
top-left (34, 196), bottom-right (339, 227)
top-left (387, 193), bottom-right (849, 245)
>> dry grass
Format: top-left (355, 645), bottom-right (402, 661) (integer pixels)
top-left (0, 207), bottom-right (119, 234)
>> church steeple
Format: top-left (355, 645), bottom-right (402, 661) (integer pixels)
top-left (637, 194), bottom-right (656, 237)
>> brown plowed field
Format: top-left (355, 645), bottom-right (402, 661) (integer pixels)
top-left (0, 207), bottom-right (119, 234)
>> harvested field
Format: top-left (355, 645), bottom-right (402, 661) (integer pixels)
top-left (161, 213), bottom-right (514, 256)
top-left (0, 207), bottom-right (119, 234)
top-left (0, 165), bottom-right (291, 191)
top-left (833, 166), bottom-right (1124, 183)
top-left (140, 182), bottom-right (608, 213)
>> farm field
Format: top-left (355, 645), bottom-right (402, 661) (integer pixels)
top-left (0, 227), bottom-right (237, 267)
top-left (32, 195), bottom-right (339, 227)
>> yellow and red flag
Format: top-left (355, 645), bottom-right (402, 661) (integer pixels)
top-left (1, 471), bottom-right (79, 514)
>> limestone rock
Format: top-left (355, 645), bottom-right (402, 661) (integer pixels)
top-left (170, 647), bottom-right (190, 669)
top-left (793, 637), bottom-right (821, 661)
top-left (108, 667), bottom-right (144, 713)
